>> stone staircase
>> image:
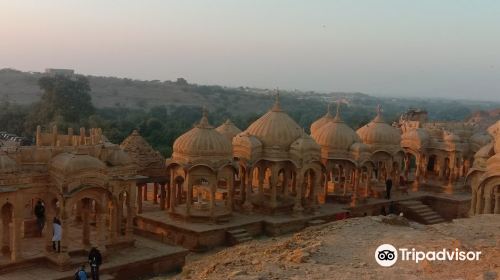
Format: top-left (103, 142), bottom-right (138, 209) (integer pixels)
top-left (398, 200), bottom-right (445, 225)
top-left (226, 228), bottom-right (253, 246)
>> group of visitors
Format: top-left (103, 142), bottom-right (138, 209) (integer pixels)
top-left (33, 200), bottom-right (103, 280)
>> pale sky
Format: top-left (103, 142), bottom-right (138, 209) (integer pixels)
top-left (1, 0), bottom-right (500, 101)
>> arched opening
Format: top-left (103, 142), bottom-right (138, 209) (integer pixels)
top-left (303, 169), bottom-right (316, 200)
top-left (427, 155), bottom-right (436, 173)
top-left (1, 203), bottom-right (13, 258)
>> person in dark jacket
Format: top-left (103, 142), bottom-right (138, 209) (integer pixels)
top-left (34, 200), bottom-right (45, 237)
top-left (88, 247), bottom-right (102, 280)
top-left (385, 178), bottom-right (393, 199)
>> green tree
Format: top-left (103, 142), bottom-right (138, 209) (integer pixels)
top-left (26, 75), bottom-right (95, 131)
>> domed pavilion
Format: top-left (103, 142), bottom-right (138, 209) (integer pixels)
top-left (357, 105), bottom-right (405, 192)
top-left (233, 94), bottom-right (322, 214)
top-left (167, 109), bottom-right (237, 223)
top-left (469, 120), bottom-right (500, 215)
top-left (311, 102), bottom-right (373, 205)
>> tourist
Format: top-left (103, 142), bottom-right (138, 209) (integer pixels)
top-left (75, 265), bottom-right (88, 280)
top-left (34, 200), bottom-right (45, 237)
top-left (52, 217), bottom-right (62, 253)
top-left (385, 178), bottom-right (393, 199)
top-left (88, 247), bottom-right (102, 280)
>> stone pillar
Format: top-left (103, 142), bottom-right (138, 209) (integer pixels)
top-left (342, 169), bottom-right (347, 196)
top-left (45, 209), bottom-right (55, 252)
top-left (136, 184), bottom-right (143, 214)
top-left (96, 213), bottom-right (107, 255)
top-left (108, 202), bottom-right (117, 241)
top-left (484, 195), bottom-right (492, 214)
top-left (227, 177), bottom-right (234, 211)
top-left (51, 125), bottom-right (58, 146)
top-left (258, 171), bottom-right (264, 198)
top-left (242, 168), bottom-right (253, 212)
top-left (494, 193), bottom-right (500, 214)
top-left (143, 183), bottom-right (148, 201)
top-left (209, 185), bottom-right (216, 219)
top-left (80, 127), bottom-right (86, 145)
top-left (470, 189), bottom-right (477, 215)
top-left (293, 174), bottom-right (304, 214)
top-left (169, 181), bottom-right (176, 213)
top-left (125, 204), bottom-right (134, 239)
top-left (10, 217), bottom-right (22, 261)
top-left (476, 190), bottom-right (484, 215)
top-left (351, 169), bottom-right (360, 206)
top-left (283, 170), bottom-right (289, 197)
top-left (36, 125), bottom-right (42, 147)
top-left (186, 182), bottom-right (192, 216)
top-left (160, 183), bottom-right (166, 210)
top-left (270, 172), bottom-right (278, 208)
top-left (153, 183), bottom-right (159, 204)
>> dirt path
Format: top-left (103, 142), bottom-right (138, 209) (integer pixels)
top-left (157, 215), bottom-right (499, 280)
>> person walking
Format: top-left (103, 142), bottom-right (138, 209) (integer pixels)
top-left (52, 217), bottom-right (62, 253)
top-left (34, 200), bottom-right (45, 237)
top-left (88, 247), bottom-right (102, 280)
top-left (385, 178), bottom-right (393, 200)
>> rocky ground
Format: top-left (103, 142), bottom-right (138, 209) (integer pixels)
top-left (159, 215), bottom-right (499, 280)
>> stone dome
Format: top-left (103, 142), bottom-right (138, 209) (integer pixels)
top-left (172, 110), bottom-right (232, 162)
top-left (312, 107), bottom-right (360, 152)
top-left (349, 142), bottom-right (370, 154)
top-left (310, 103), bottom-right (334, 137)
top-left (216, 119), bottom-right (242, 142)
top-left (401, 128), bottom-right (430, 148)
top-left (290, 132), bottom-right (321, 155)
top-left (443, 131), bottom-right (461, 143)
top-left (0, 153), bottom-right (17, 172)
top-left (105, 147), bottom-right (133, 166)
top-left (356, 107), bottom-right (401, 146)
top-left (470, 132), bottom-right (491, 148)
top-left (244, 97), bottom-right (302, 149)
top-left (51, 151), bottom-right (106, 174)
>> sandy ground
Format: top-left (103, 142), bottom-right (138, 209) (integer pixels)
top-left (156, 215), bottom-right (499, 280)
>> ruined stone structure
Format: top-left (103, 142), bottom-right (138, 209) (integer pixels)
top-left (399, 109), bottom-right (491, 193)
top-left (121, 130), bottom-right (168, 213)
top-left (0, 126), bottom-right (138, 267)
top-left (469, 120), bottom-right (500, 215)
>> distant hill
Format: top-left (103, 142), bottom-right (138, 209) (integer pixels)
top-left (1, 68), bottom-right (499, 125)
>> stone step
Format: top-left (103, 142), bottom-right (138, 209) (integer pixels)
top-left (227, 228), bottom-right (253, 245)
top-left (228, 228), bottom-right (247, 235)
top-left (399, 200), bottom-right (422, 206)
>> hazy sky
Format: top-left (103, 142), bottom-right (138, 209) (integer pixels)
top-left (1, 1), bottom-right (500, 101)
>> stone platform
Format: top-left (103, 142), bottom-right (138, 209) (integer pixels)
top-left (0, 236), bottom-right (188, 280)
top-left (135, 202), bottom-right (350, 251)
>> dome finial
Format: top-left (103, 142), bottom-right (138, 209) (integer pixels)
top-left (333, 100), bottom-right (343, 122)
top-left (198, 106), bottom-right (212, 128)
top-left (374, 104), bottom-right (384, 122)
top-left (271, 88), bottom-right (282, 111)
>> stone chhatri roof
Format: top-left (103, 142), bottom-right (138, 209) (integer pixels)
top-left (121, 130), bottom-right (165, 175)
top-left (172, 109), bottom-right (232, 164)
top-left (244, 94), bottom-right (302, 149)
top-left (356, 105), bottom-right (401, 147)
top-left (216, 119), bottom-right (242, 142)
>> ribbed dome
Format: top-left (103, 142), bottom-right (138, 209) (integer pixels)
top-left (356, 106), bottom-right (401, 146)
top-left (350, 142), bottom-right (370, 153)
top-left (173, 110), bottom-right (232, 161)
top-left (310, 103), bottom-right (334, 137)
top-left (312, 107), bottom-right (360, 152)
top-left (245, 97), bottom-right (302, 149)
top-left (216, 119), bottom-right (242, 142)
top-left (0, 153), bottom-right (17, 172)
top-left (51, 152), bottom-right (106, 174)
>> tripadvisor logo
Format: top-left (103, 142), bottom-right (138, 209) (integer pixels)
top-left (375, 244), bottom-right (482, 267)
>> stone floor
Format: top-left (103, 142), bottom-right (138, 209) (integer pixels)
top-left (0, 235), bottom-right (187, 280)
